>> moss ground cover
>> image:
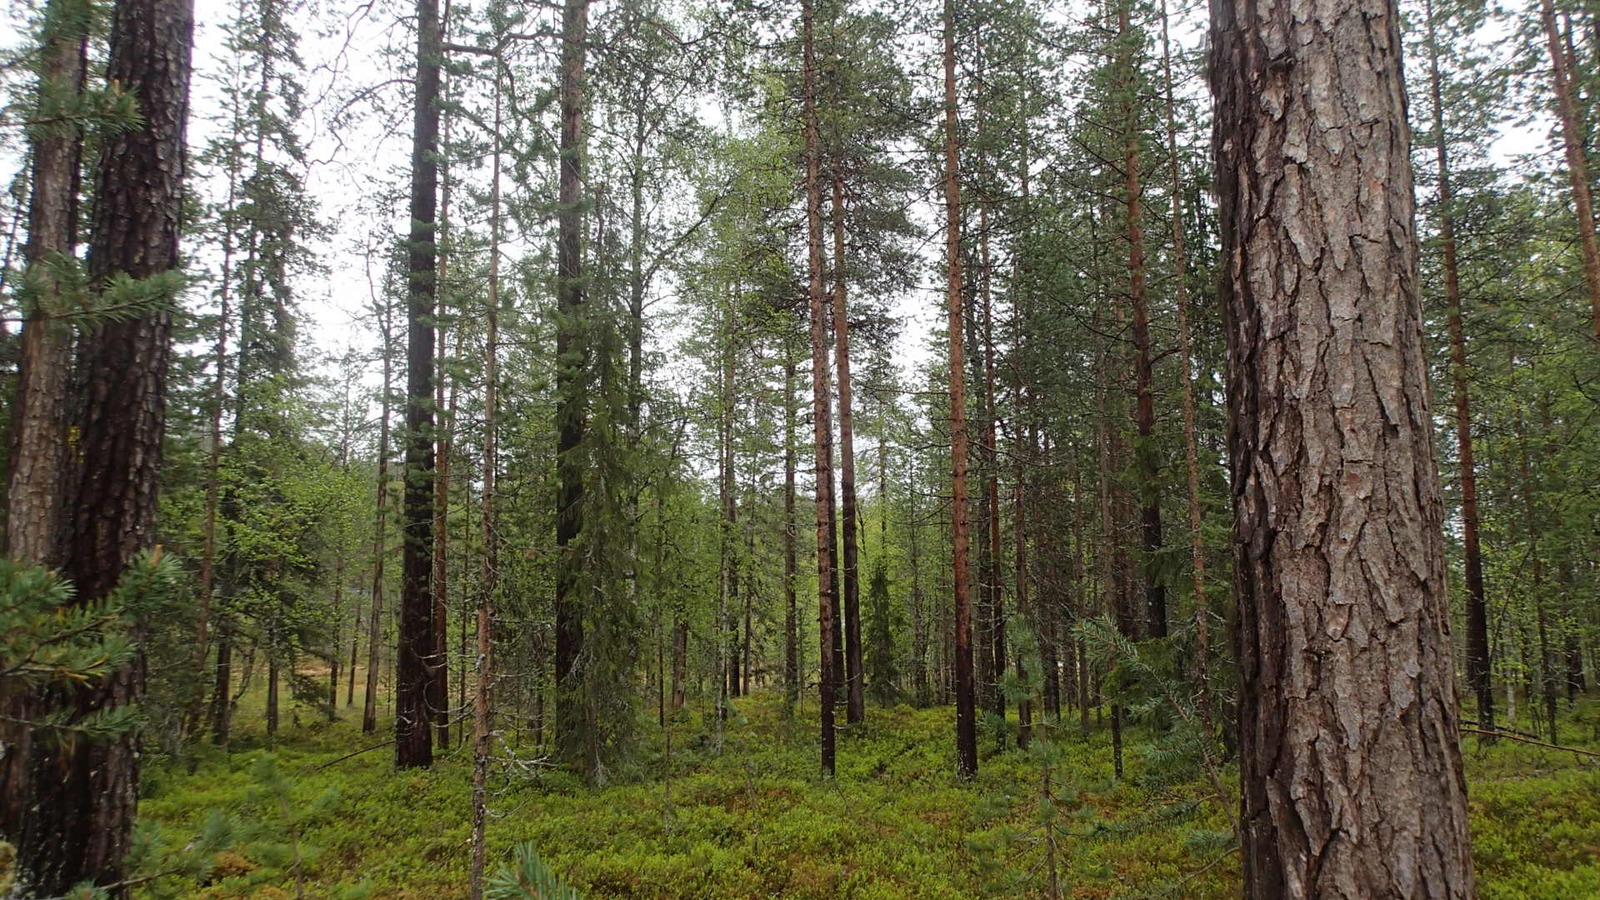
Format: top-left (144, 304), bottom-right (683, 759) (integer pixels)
top-left (134, 693), bottom-right (1600, 899)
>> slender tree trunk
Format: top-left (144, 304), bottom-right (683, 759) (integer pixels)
top-left (364, 314), bottom-right (395, 735)
top-left (211, 624), bottom-right (234, 739)
top-left (944, 0), bottom-right (978, 781)
top-left (1118, 0), bottom-right (1165, 640)
top-left (1425, 0), bottom-right (1492, 735)
top-left (1038, 431), bottom-right (1061, 723)
top-left (329, 554), bottom-right (345, 721)
top-left (17, 0), bottom-right (193, 890)
top-left (802, 0), bottom-right (838, 777)
top-left (266, 629), bottom-right (280, 741)
top-left (910, 486), bottom-right (929, 708)
top-left (1510, 354), bottom-right (1551, 740)
top-left (468, 68), bottom-right (502, 899)
top-left (1159, 0), bottom-right (1212, 736)
top-left (978, 201), bottom-right (1006, 723)
top-left (831, 172), bottom-right (866, 725)
top-left (784, 352), bottom-right (800, 710)
top-left (1013, 425), bottom-right (1031, 749)
top-left (432, 325), bottom-right (453, 749)
top-left (1211, 0), bottom-right (1476, 889)
top-left (718, 314), bottom-right (738, 718)
top-left (671, 619), bottom-right (687, 711)
top-left (1541, 0), bottom-right (1600, 338)
top-left (348, 578), bottom-right (362, 706)
top-left (553, 0), bottom-right (592, 775)
top-left (432, 79), bottom-right (455, 750)
top-left (742, 526), bottom-right (754, 695)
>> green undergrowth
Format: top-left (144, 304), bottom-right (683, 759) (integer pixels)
top-left (132, 694), bottom-right (1600, 899)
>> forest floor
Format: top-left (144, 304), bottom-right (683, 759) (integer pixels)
top-left (138, 690), bottom-right (1600, 899)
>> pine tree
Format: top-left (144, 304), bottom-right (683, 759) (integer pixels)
top-left (0, 0), bottom-right (92, 843)
top-left (397, 0), bottom-right (442, 771)
top-left (16, 0), bottom-right (194, 889)
top-left (801, 0), bottom-right (839, 777)
top-left (944, 0), bottom-right (978, 782)
top-left (1211, 0), bottom-right (1476, 888)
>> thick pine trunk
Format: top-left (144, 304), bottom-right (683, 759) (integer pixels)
top-left (397, 0), bottom-right (441, 770)
top-left (943, 0), bottom-right (978, 781)
top-left (17, 0), bottom-right (193, 890)
top-left (1211, 0), bottom-right (1476, 891)
top-left (803, 0), bottom-right (838, 777)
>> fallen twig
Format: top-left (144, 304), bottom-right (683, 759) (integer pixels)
top-left (1459, 726), bottom-right (1600, 760)
top-left (309, 739), bottom-right (395, 772)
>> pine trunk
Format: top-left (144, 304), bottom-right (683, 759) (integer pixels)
top-left (784, 353), bottom-right (800, 709)
top-left (831, 172), bottom-right (866, 725)
top-left (944, 0), bottom-right (978, 781)
top-left (553, 0), bottom-right (591, 773)
top-left (364, 313), bottom-right (394, 734)
top-left (6, 6), bottom-right (84, 567)
top-left (397, 0), bottom-right (441, 770)
top-left (17, 0), bottom-right (193, 889)
top-left (979, 203), bottom-right (1006, 723)
top-left (0, 1), bottom-right (86, 838)
top-left (802, 0), bottom-right (838, 777)
top-left (468, 71), bottom-right (502, 898)
top-left (1426, 0), bottom-right (1492, 735)
top-left (1119, 0), bottom-right (1164, 640)
top-left (1159, 0), bottom-right (1212, 735)
top-left (1540, 0), bottom-right (1600, 338)
top-left (1211, 0), bottom-right (1476, 890)
top-left (433, 328), bottom-right (453, 748)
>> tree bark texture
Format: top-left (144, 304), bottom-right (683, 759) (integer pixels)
top-left (397, 0), bottom-right (441, 770)
top-left (0, 0), bottom-right (87, 842)
top-left (6, 1), bottom-right (86, 567)
top-left (18, 0), bottom-right (193, 891)
top-left (1210, 0), bottom-right (1476, 892)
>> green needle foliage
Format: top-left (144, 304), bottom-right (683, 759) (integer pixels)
top-left (487, 844), bottom-right (583, 900)
top-left (1, 551), bottom-right (180, 740)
